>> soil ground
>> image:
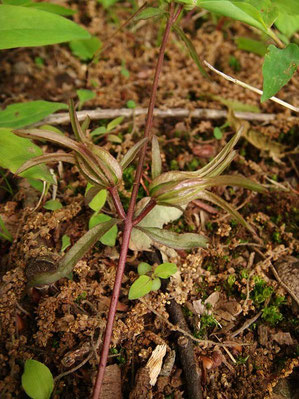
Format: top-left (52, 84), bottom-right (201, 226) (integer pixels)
top-left (0, 1), bottom-right (298, 398)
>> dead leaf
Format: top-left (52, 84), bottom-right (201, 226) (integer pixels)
top-left (272, 332), bottom-right (294, 346)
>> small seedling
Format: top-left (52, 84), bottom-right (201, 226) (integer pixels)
top-left (22, 359), bottom-right (54, 399)
top-left (129, 262), bottom-right (177, 300)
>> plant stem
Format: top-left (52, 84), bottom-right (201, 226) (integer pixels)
top-left (108, 186), bottom-right (126, 219)
top-left (91, 4), bottom-right (177, 398)
top-left (132, 198), bottom-right (156, 226)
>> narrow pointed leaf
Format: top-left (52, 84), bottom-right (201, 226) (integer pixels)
top-left (90, 145), bottom-right (122, 183)
top-left (196, 128), bottom-right (242, 177)
top-left (120, 138), bottom-right (148, 170)
top-left (173, 24), bottom-right (208, 78)
top-left (28, 218), bottom-right (120, 287)
top-left (15, 152), bottom-right (75, 175)
top-left (152, 135), bottom-right (162, 179)
top-left (196, 190), bottom-right (254, 233)
top-left (14, 128), bottom-right (80, 152)
top-left (81, 115), bottom-right (91, 135)
top-left (75, 155), bottom-right (108, 187)
top-left (134, 7), bottom-right (166, 21)
top-left (208, 175), bottom-right (266, 193)
top-left (137, 226), bottom-right (208, 250)
top-left (68, 99), bottom-right (87, 143)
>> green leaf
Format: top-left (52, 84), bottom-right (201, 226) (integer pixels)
top-left (69, 37), bottom-right (101, 60)
top-left (0, 128), bottom-right (54, 183)
top-left (43, 199), bottom-right (62, 211)
top-left (275, 14), bottom-right (299, 38)
top-left (138, 262), bottom-right (152, 275)
top-left (126, 100), bottom-right (136, 109)
top-left (97, 0), bottom-right (118, 9)
top-left (137, 226), bottom-right (208, 250)
top-left (130, 198), bottom-right (183, 251)
top-left (2, 0), bottom-right (31, 5)
top-left (0, 5), bottom-right (90, 50)
top-left (88, 189), bottom-right (107, 213)
top-left (172, 24), bottom-right (208, 78)
top-left (151, 136), bottom-right (162, 179)
top-left (273, 0), bottom-right (299, 15)
top-left (154, 263), bottom-right (177, 279)
top-left (61, 234), bottom-right (71, 252)
top-left (0, 215), bottom-right (13, 242)
top-left (0, 101), bottom-right (67, 129)
top-left (107, 116), bottom-right (124, 132)
top-left (28, 218), bottom-right (119, 286)
top-left (197, 1), bottom-right (270, 33)
top-left (129, 275), bottom-right (153, 300)
top-left (90, 126), bottom-right (107, 137)
top-left (76, 89), bottom-right (96, 109)
top-left (120, 138), bottom-right (148, 170)
top-left (89, 213), bottom-right (118, 246)
top-left (151, 277), bottom-right (161, 291)
top-left (261, 44), bottom-right (299, 102)
top-left (134, 7), bottom-right (166, 21)
top-left (213, 127), bottom-right (223, 140)
top-left (26, 2), bottom-right (76, 16)
top-left (235, 37), bottom-right (267, 56)
top-left (22, 359), bottom-right (54, 399)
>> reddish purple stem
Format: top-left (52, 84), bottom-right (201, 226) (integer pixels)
top-left (92, 4), bottom-right (178, 398)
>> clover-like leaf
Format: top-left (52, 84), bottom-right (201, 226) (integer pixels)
top-left (129, 275), bottom-right (153, 300)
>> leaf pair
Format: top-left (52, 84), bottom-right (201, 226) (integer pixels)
top-left (149, 128), bottom-right (265, 233)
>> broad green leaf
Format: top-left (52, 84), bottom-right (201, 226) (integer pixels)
top-left (77, 89), bottom-right (96, 109)
top-left (107, 116), bottom-right (124, 132)
top-left (173, 24), bottom-right (208, 78)
top-left (138, 227), bottom-right (208, 250)
top-left (236, 37), bottom-right (267, 56)
top-left (134, 7), bottom-right (166, 21)
top-left (90, 126), bottom-right (107, 137)
top-left (198, 1), bottom-right (269, 33)
top-left (61, 234), bottom-right (71, 252)
top-left (138, 262), bottom-right (152, 275)
top-left (28, 218), bottom-right (119, 286)
top-left (261, 44), bottom-right (299, 102)
top-left (151, 136), bottom-right (162, 179)
top-left (274, 0), bottom-right (299, 15)
top-left (2, 0), bottom-right (31, 5)
top-left (69, 37), bottom-right (101, 61)
top-left (129, 275), bottom-right (152, 300)
top-left (154, 263), bottom-right (177, 279)
top-left (130, 197), bottom-right (183, 251)
top-left (151, 277), bottom-right (161, 291)
top-left (275, 14), bottom-right (299, 38)
top-left (0, 128), bottom-right (54, 183)
top-left (88, 189), bottom-right (107, 213)
top-left (43, 199), bottom-right (62, 211)
top-left (0, 101), bottom-right (67, 129)
top-left (22, 359), bottom-right (54, 399)
top-left (89, 213), bottom-right (118, 246)
top-left (26, 2), bottom-right (76, 16)
top-left (120, 138), bottom-right (148, 170)
top-left (0, 5), bottom-right (90, 50)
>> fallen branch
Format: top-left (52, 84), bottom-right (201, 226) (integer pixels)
top-left (36, 107), bottom-right (286, 126)
top-left (166, 299), bottom-right (203, 399)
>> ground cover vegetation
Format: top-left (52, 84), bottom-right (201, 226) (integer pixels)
top-left (0, 0), bottom-right (298, 398)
